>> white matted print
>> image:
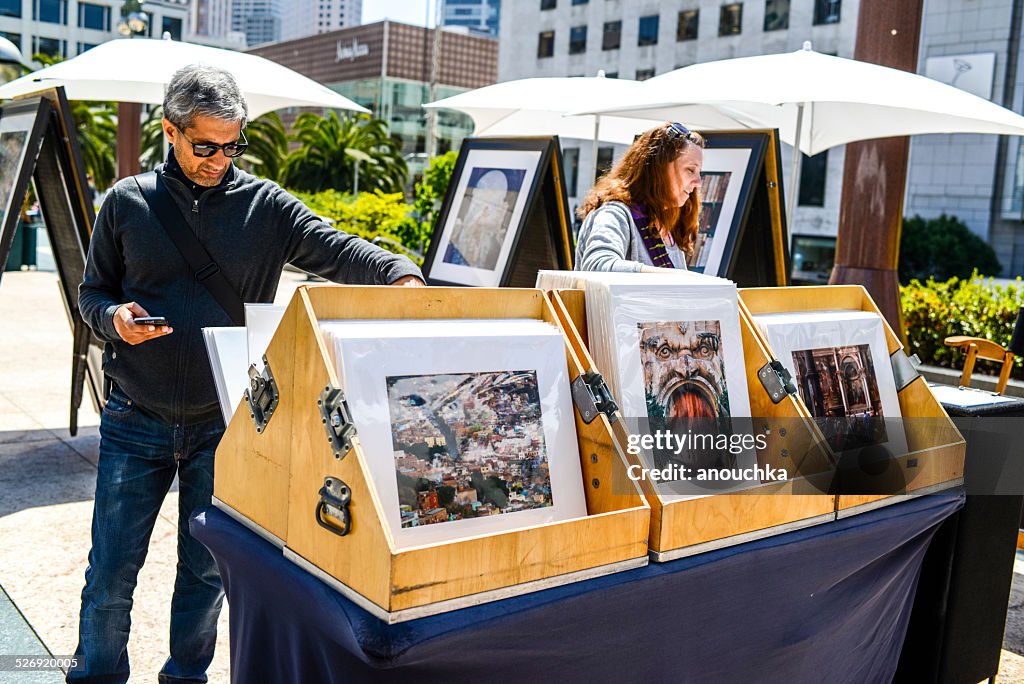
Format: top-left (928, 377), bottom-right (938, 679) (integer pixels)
top-left (586, 276), bottom-right (757, 497)
top-left (427, 148), bottom-right (542, 287)
top-left (321, 320), bottom-right (586, 549)
top-left (688, 147), bottom-right (752, 275)
top-left (755, 310), bottom-right (908, 457)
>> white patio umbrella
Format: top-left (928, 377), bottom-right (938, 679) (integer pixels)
top-left (424, 75), bottom-right (759, 183)
top-left (574, 42), bottom-right (1024, 223)
top-left (0, 37), bottom-right (368, 118)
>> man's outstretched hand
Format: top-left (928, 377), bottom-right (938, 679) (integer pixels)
top-left (113, 302), bottom-right (174, 345)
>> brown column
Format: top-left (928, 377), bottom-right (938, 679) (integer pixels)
top-left (117, 101), bottom-right (142, 180)
top-left (830, 0), bottom-right (924, 339)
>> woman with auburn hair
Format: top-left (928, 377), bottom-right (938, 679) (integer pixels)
top-left (574, 122), bottom-right (705, 272)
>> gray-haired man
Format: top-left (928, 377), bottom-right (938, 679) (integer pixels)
top-left (71, 65), bottom-right (423, 683)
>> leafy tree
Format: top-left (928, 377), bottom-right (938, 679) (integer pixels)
top-left (140, 105), bottom-right (166, 171)
top-left (899, 213), bottom-right (1002, 283)
top-left (281, 111), bottom-right (407, 194)
top-left (412, 150), bottom-right (457, 252)
top-left (237, 112), bottom-right (288, 181)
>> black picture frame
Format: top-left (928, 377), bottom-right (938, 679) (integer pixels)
top-left (0, 98), bottom-right (51, 277)
top-left (422, 136), bottom-right (572, 287)
top-left (694, 129), bottom-right (790, 286)
top-left (0, 88), bottom-right (101, 435)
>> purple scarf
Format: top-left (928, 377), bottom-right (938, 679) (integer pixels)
top-left (629, 205), bottom-right (676, 269)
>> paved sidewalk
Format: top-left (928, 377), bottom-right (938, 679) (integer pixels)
top-left (0, 269), bottom-right (306, 683)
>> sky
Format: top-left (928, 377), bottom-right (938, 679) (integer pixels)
top-left (361, 0), bottom-right (436, 27)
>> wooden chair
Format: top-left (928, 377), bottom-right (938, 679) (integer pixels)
top-left (943, 335), bottom-right (1015, 394)
top-left (944, 307), bottom-right (1024, 394)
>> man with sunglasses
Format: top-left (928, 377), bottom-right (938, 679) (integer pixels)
top-left (72, 64), bottom-right (423, 684)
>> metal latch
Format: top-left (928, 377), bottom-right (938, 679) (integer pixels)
top-left (758, 360), bottom-right (797, 404)
top-left (316, 477), bottom-right (351, 537)
top-left (318, 384), bottom-right (356, 459)
top-left (571, 370), bottom-right (619, 424)
top-left (245, 356), bottom-right (279, 433)
top-left (891, 350), bottom-right (922, 392)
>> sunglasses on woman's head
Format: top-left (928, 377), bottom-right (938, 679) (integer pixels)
top-left (175, 125), bottom-right (248, 158)
top-left (665, 122), bottom-right (700, 145)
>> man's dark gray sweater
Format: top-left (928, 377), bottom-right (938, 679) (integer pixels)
top-left (79, 152), bottom-right (422, 426)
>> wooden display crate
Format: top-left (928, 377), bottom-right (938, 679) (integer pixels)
top-left (549, 289), bottom-right (837, 562)
top-left (738, 285), bottom-right (966, 517)
top-left (215, 285), bottom-right (651, 622)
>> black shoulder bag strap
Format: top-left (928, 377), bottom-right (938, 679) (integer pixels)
top-left (134, 172), bottom-right (245, 326)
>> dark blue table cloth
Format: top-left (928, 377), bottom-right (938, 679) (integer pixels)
top-left (191, 492), bottom-right (964, 684)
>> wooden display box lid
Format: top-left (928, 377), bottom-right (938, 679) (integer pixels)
top-left (217, 285), bottom-right (651, 623)
top-left (738, 285), bottom-right (966, 516)
top-left (548, 289), bottom-right (836, 562)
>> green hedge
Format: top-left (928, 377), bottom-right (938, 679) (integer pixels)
top-left (901, 272), bottom-right (1024, 378)
top-left (290, 189), bottom-right (429, 264)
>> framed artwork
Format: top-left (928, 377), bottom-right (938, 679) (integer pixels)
top-left (569, 271), bottom-right (758, 498)
top-left (0, 88), bottom-right (101, 434)
top-left (755, 310), bottom-right (908, 458)
top-left (0, 98), bottom-right (50, 283)
top-left (423, 137), bottom-right (571, 287)
top-left (319, 318), bottom-right (587, 549)
top-left (687, 132), bottom-right (767, 276)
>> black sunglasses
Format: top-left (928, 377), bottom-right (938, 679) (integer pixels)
top-left (175, 125), bottom-right (248, 158)
top-left (666, 122), bottom-right (700, 145)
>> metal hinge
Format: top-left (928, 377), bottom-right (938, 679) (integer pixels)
top-left (758, 360), bottom-right (797, 404)
top-left (318, 384), bottom-right (357, 459)
top-left (891, 350), bottom-right (922, 392)
top-left (245, 356), bottom-right (279, 434)
top-left (316, 477), bottom-right (351, 537)
top-left (571, 370), bottom-right (619, 424)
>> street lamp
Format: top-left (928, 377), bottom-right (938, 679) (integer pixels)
top-left (117, 0), bottom-right (149, 37)
top-left (115, 1), bottom-right (149, 179)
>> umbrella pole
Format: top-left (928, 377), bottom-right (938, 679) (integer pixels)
top-left (591, 114), bottom-right (600, 182)
top-left (786, 103), bottom-right (805, 228)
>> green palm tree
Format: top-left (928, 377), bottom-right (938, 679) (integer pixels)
top-left (236, 112), bottom-right (288, 181)
top-left (280, 111), bottom-right (407, 194)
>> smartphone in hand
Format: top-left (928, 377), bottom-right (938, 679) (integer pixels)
top-left (134, 316), bottom-right (170, 326)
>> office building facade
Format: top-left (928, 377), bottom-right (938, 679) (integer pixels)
top-left (444, 0), bottom-right (499, 38)
top-left (231, 0), bottom-right (280, 47)
top-left (280, 0), bottom-right (362, 42)
top-left (248, 20), bottom-right (497, 163)
top-left (0, 0), bottom-right (191, 62)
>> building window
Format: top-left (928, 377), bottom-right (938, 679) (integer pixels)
top-left (563, 147), bottom-right (580, 196)
top-left (638, 15), bottom-right (659, 46)
top-left (541, 0), bottom-right (556, 9)
top-left (798, 151), bottom-right (828, 207)
top-left (537, 30), bottom-right (555, 58)
top-left (813, 0), bottom-right (841, 24)
top-left (571, 0), bottom-right (588, 4)
top-left (77, 42), bottom-right (98, 54)
top-left (0, 31), bottom-right (20, 48)
top-left (596, 146), bottom-right (614, 180)
top-left (32, 36), bottom-right (65, 58)
top-left (33, 0), bottom-right (68, 24)
top-left (78, 2), bottom-right (110, 31)
top-left (162, 16), bottom-right (183, 40)
top-left (569, 25), bottom-right (587, 54)
top-left (636, 67), bottom-right (656, 81)
top-left (604, 71), bottom-right (618, 78)
top-left (677, 10), bottom-right (698, 41)
top-left (764, 0), bottom-right (788, 31)
top-left (719, 3), bottom-right (742, 36)
top-left (602, 20), bottom-right (621, 50)
top-left (0, 0), bottom-right (20, 18)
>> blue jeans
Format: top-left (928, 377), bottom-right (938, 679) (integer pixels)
top-left (67, 386), bottom-right (225, 684)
